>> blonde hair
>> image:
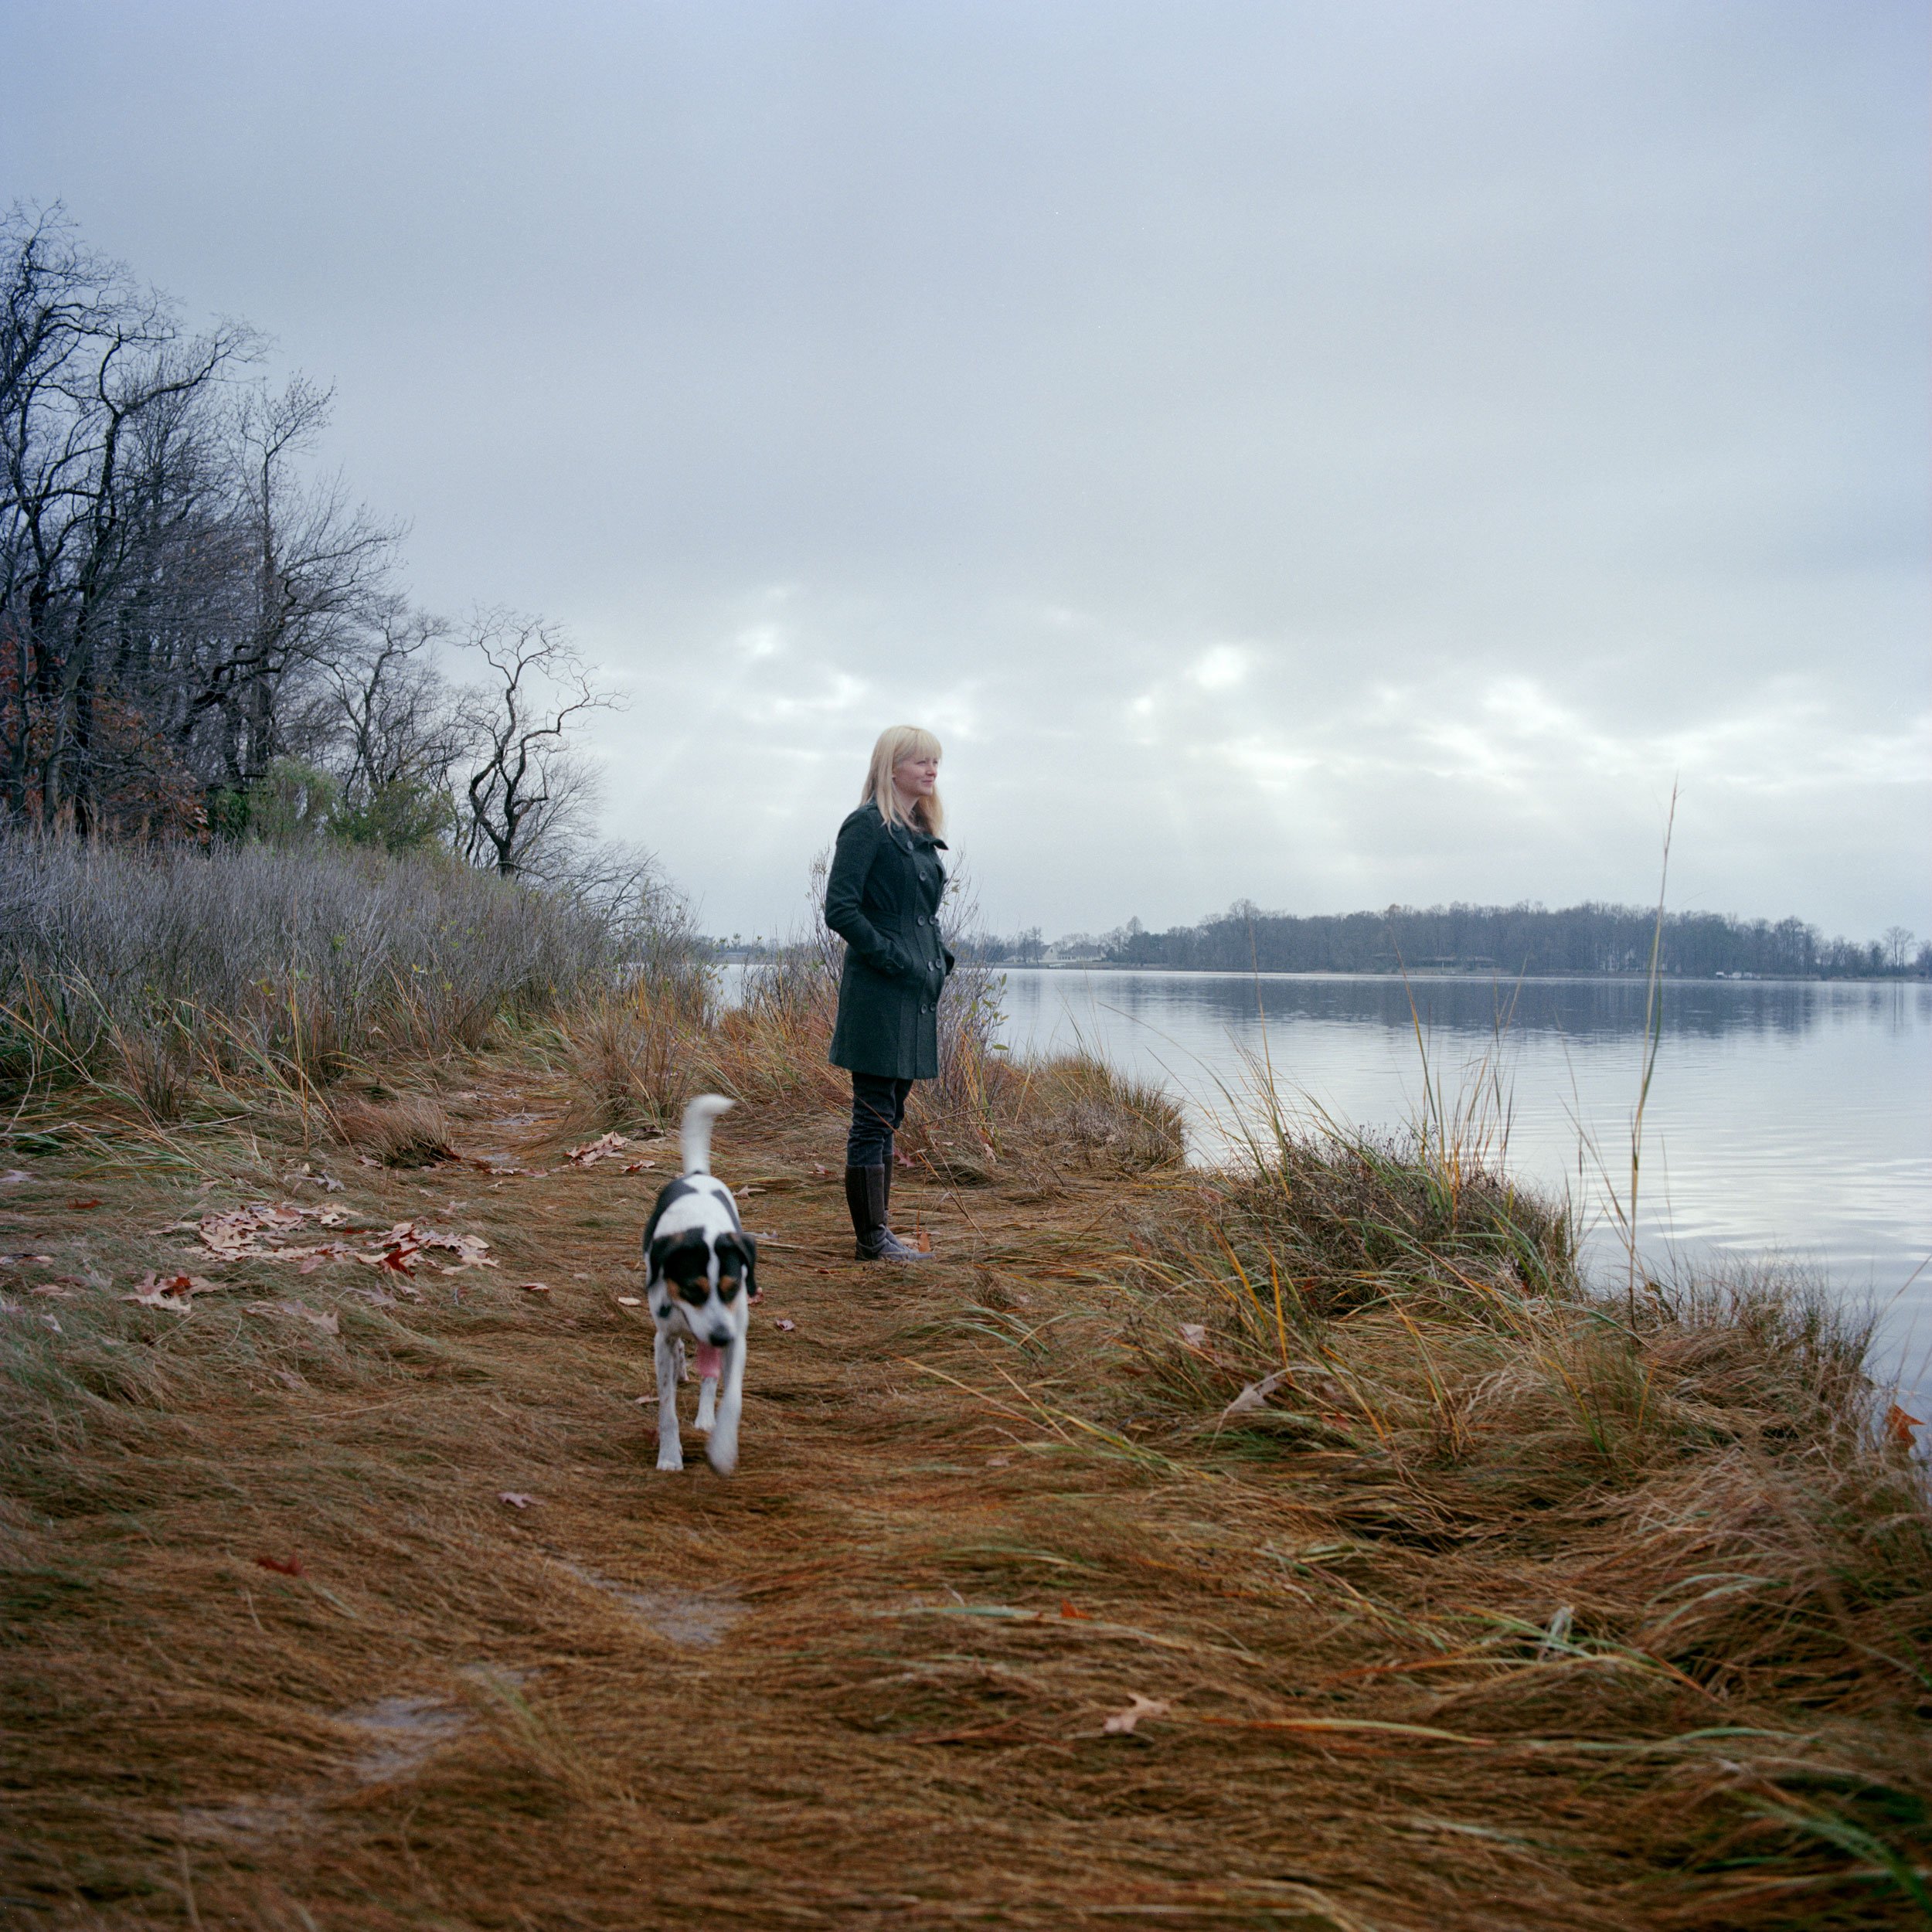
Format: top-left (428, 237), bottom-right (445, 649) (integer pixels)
top-left (862, 724), bottom-right (945, 835)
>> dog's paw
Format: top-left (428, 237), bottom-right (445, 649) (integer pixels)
top-left (705, 1430), bottom-right (738, 1476)
top-left (656, 1444), bottom-right (685, 1472)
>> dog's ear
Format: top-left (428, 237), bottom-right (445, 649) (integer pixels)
top-left (647, 1232), bottom-right (676, 1283)
top-left (713, 1233), bottom-right (752, 1302)
top-left (740, 1232), bottom-right (759, 1303)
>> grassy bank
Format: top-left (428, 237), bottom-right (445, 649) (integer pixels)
top-left (2, 846), bottom-right (1927, 1928)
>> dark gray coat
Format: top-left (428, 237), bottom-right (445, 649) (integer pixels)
top-left (825, 802), bottom-right (955, 1080)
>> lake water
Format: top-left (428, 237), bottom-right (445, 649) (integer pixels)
top-left (992, 969), bottom-right (1932, 1393)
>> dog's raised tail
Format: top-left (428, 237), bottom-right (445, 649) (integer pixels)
top-left (679, 1094), bottom-right (735, 1175)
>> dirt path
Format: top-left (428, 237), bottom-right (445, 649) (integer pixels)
top-left (2, 1079), bottom-right (1721, 1929)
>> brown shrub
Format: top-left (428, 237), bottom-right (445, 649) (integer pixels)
top-left (328, 1093), bottom-right (456, 1167)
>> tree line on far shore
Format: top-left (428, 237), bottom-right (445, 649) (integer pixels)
top-left (976, 902), bottom-right (1927, 981)
top-left (0, 205), bottom-right (632, 893)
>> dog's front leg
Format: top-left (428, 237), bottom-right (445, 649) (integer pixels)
top-left (653, 1330), bottom-right (685, 1472)
top-left (694, 1375), bottom-right (718, 1434)
top-left (705, 1336), bottom-right (746, 1475)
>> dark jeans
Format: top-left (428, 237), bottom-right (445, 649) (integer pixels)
top-left (847, 1073), bottom-right (913, 1167)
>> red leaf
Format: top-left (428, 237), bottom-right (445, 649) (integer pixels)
top-left (1886, 1403), bottom-right (1922, 1448)
top-left (1060, 1600), bottom-right (1091, 1621)
top-left (66, 1199), bottom-right (103, 1210)
top-left (255, 1554), bottom-right (304, 1577)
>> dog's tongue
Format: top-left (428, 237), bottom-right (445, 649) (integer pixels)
top-left (692, 1342), bottom-right (725, 1380)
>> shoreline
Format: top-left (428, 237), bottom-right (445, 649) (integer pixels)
top-left (714, 957), bottom-right (1930, 985)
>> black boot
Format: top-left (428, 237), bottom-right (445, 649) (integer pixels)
top-left (843, 1165), bottom-right (928, 1262)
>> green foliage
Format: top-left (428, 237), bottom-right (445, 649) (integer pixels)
top-left (329, 776), bottom-right (457, 855)
top-left (245, 757), bottom-right (341, 845)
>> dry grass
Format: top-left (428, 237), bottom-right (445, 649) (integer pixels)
top-left (1, 989), bottom-right (1926, 1928)
top-left (0, 835), bottom-right (648, 1103)
top-left (325, 1093), bottom-right (458, 1168)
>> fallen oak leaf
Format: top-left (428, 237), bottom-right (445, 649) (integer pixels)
top-left (195, 1201), bottom-right (349, 1260)
top-left (1060, 1600), bottom-right (1092, 1621)
top-left (1102, 1693), bottom-right (1172, 1736)
top-left (66, 1198), bottom-right (102, 1210)
top-left (515, 1281), bottom-right (553, 1295)
top-left (277, 1241), bottom-right (357, 1271)
top-left (0, 1170), bottom-right (29, 1185)
top-left (243, 1298), bottom-right (340, 1335)
top-left (498, 1492), bottom-right (536, 1509)
top-left (355, 1223), bottom-right (494, 1271)
top-left (1179, 1323), bottom-right (1209, 1349)
top-left (564, 1132), bottom-right (630, 1166)
top-left (615, 1295), bottom-right (643, 1308)
top-left (255, 1554), bottom-right (304, 1577)
top-left (124, 1269), bottom-right (231, 1313)
top-left (1223, 1369), bottom-right (1292, 1418)
top-left (773, 1318), bottom-right (796, 1332)
top-left (619, 1159), bottom-right (657, 1174)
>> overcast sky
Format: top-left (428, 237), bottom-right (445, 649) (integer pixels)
top-left (5, 0), bottom-right (1925, 938)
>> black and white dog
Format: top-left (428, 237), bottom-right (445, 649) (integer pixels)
top-left (642, 1095), bottom-right (757, 1475)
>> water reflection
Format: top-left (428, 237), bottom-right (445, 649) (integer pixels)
top-left (1008, 968), bottom-right (1932, 1045)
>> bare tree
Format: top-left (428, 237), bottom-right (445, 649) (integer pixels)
top-left (1883, 927), bottom-right (1915, 973)
top-left (192, 376), bottom-right (402, 789)
top-left (0, 203), bottom-right (255, 828)
top-left (320, 603), bottom-right (465, 848)
top-left (454, 612), bottom-right (620, 878)
top-left (3, 209), bottom-right (628, 872)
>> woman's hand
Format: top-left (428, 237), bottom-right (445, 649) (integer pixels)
top-left (869, 939), bottom-right (920, 981)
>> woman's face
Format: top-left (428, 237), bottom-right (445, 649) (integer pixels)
top-left (893, 753), bottom-right (940, 799)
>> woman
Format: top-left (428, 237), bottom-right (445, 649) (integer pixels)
top-left (824, 725), bottom-right (955, 1260)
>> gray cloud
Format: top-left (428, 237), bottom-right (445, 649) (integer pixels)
top-left (5, 0), bottom-right (1924, 936)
